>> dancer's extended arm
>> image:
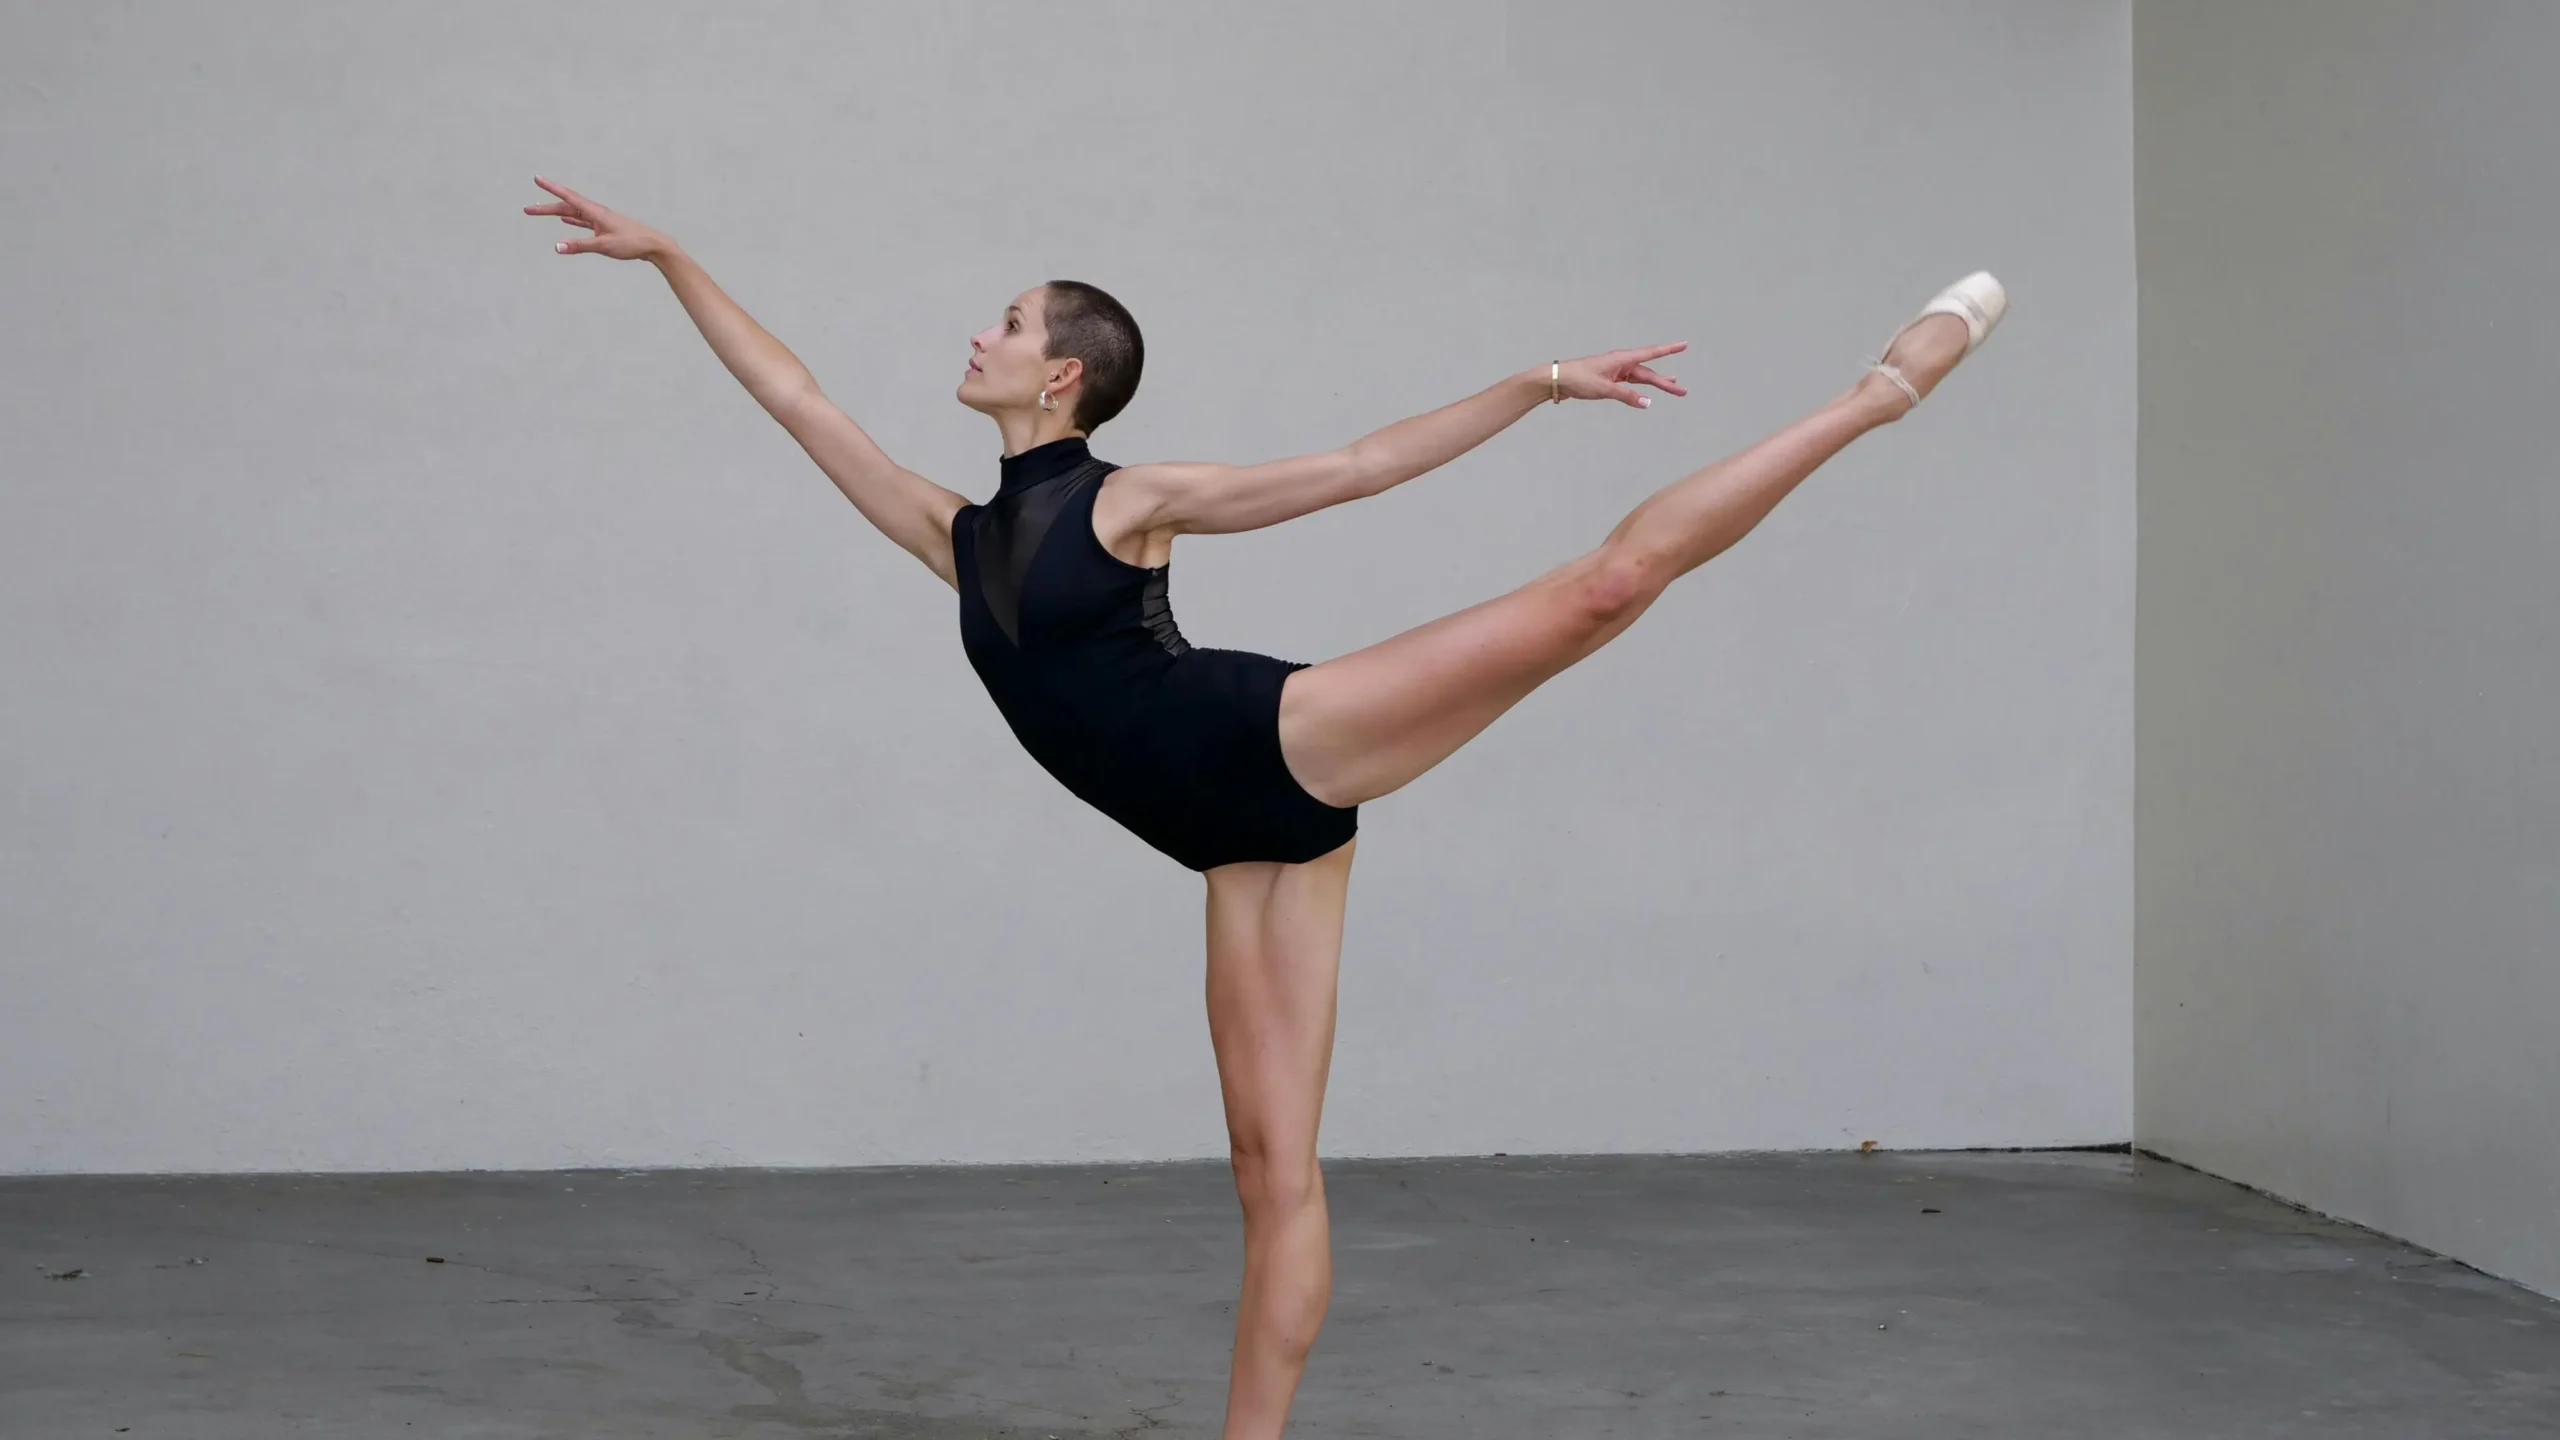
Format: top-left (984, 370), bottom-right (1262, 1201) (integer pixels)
top-left (526, 177), bottom-right (969, 587)
top-left (1110, 345), bottom-right (1685, 538)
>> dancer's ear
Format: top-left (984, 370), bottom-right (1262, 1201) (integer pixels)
top-left (1043, 356), bottom-right (1086, 410)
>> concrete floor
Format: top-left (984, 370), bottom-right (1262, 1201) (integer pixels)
top-left (4, 1151), bottom-right (2555, 1438)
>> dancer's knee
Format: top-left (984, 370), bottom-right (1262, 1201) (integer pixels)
top-left (1229, 1140), bottom-right (1323, 1219)
top-left (1573, 543), bottom-right (1666, 628)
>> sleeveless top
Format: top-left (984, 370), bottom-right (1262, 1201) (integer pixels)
top-left (949, 436), bottom-right (1358, 870)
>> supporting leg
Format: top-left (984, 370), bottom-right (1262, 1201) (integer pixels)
top-left (1201, 839), bottom-right (1356, 1440)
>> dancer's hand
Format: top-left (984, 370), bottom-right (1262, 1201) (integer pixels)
top-left (1553, 344), bottom-right (1689, 408)
top-left (524, 176), bottom-right (675, 262)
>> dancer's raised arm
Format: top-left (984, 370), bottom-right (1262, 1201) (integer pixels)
top-left (525, 177), bottom-right (969, 587)
top-left (1108, 345), bottom-right (1685, 539)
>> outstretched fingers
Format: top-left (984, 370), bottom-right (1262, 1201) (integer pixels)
top-left (525, 207), bottom-right (597, 234)
top-left (1557, 342), bottom-right (1689, 406)
top-left (1621, 343), bottom-right (1688, 392)
top-left (530, 175), bottom-right (593, 209)
top-left (1623, 363), bottom-right (1686, 398)
top-left (1600, 342), bottom-right (1688, 406)
top-left (525, 177), bottom-right (612, 255)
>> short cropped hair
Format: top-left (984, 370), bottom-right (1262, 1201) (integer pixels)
top-left (1042, 280), bottom-right (1144, 431)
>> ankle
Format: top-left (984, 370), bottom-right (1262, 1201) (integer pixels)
top-left (1846, 371), bottom-right (1916, 424)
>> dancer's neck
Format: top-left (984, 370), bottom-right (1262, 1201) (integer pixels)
top-left (995, 410), bottom-right (1086, 459)
top-left (998, 435), bottom-right (1095, 494)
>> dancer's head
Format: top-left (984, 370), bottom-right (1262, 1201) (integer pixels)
top-left (958, 282), bottom-right (1144, 434)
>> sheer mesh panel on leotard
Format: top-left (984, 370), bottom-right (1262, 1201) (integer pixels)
top-left (1137, 569), bottom-right (1191, 657)
top-left (968, 458), bottom-right (1107, 646)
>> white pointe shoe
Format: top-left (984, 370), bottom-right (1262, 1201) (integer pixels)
top-left (1868, 271), bottom-right (2007, 409)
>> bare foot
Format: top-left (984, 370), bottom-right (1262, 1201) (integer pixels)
top-left (1853, 313), bottom-right (1972, 419)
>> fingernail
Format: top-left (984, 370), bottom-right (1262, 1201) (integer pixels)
top-left (1639, 397), bottom-right (1651, 407)
top-left (555, 241), bottom-right (568, 253)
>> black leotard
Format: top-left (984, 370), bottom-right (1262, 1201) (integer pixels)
top-left (952, 436), bottom-right (1358, 870)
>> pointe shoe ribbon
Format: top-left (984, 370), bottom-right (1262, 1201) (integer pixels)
top-left (1869, 271), bottom-right (2007, 409)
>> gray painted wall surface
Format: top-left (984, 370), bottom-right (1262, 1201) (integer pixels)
top-left (3, 3), bottom-right (2133, 1173)
top-left (2136, 0), bottom-right (2559, 1296)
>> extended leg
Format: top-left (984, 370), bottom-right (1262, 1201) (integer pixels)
top-left (1278, 313), bottom-right (1976, 810)
top-left (1201, 840), bottom-right (1356, 1440)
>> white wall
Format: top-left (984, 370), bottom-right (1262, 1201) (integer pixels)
top-left (2136, 0), bottom-right (2560, 1297)
top-left (1, 2), bottom-right (2135, 1174)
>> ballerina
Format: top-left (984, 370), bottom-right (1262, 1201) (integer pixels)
top-left (526, 174), bottom-right (2002, 1439)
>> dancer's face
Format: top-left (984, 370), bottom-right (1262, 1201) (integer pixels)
top-left (957, 286), bottom-right (1082, 422)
